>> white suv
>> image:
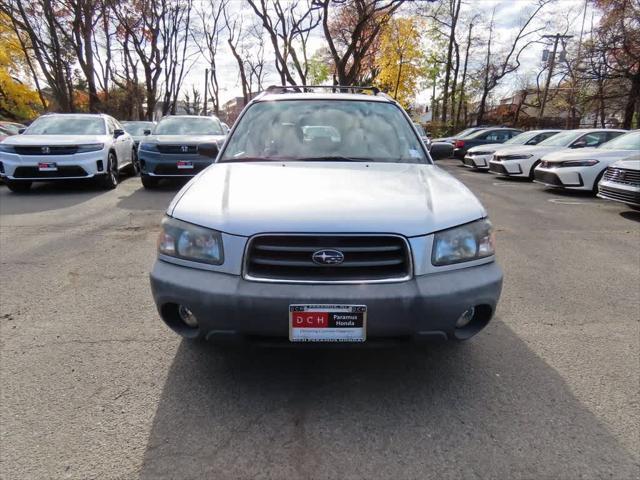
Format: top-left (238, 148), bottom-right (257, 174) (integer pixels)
top-left (0, 113), bottom-right (134, 192)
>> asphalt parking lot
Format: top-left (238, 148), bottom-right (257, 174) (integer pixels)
top-left (1, 160), bottom-right (638, 479)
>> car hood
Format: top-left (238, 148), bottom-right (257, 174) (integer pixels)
top-left (610, 157), bottom-right (640, 170)
top-left (4, 134), bottom-right (109, 145)
top-left (145, 135), bottom-right (225, 144)
top-left (493, 144), bottom-right (562, 157)
top-left (541, 148), bottom-right (640, 164)
top-left (169, 162), bottom-right (487, 237)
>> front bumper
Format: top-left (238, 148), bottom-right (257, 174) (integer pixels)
top-left (463, 154), bottom-right (491, 169)
top-left (598, 180), bottom-right (640, 207)
top-left (0, 151), bottom-right (107, 180)
top-left (489, 160), bottom-right (524, 177)
top-left (150, 260), bottom-right (503, 344)
top-left (453, 148), bottom-right (467, 160)
top-left (533, 167), bottom-right (586, 190)
top-left (138, 150), bottom-right (215, 178)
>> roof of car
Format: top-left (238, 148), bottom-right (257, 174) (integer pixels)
top-left (255, 92), bottom-right (392, 103)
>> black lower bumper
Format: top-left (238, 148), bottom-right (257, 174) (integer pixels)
top-left (150, 260), bottom-right (503, 344)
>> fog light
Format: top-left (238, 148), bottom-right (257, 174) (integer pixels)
top-left (96, 160), bottom-right (104, 172)
top-left (456, 307), bottom-right (475, 328)
top-left (178, 305), bottom-right (198, 328)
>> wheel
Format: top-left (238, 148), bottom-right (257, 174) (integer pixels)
top-left (99, 152), bottom-right (119, 189)
top-left (592, 170), bottom-right (605, 194)
top-left (127, 149), bottom-right (140, 176)
top-left (528, 160), bottom-right (541, 180)
top-left (5, 179), bottom-right (32, 193)
top-left (141, 174), bottom-right (159, 189)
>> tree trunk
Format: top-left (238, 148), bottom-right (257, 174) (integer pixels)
top-left (440, 0), bottom-right (461, 123)
top-left (455, 20), bottom-right (473, 128)
top-left (623, 74), bottom-right (640, 129)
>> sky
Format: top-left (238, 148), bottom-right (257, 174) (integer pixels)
top-left (166, 0), bottom-right (596, 107)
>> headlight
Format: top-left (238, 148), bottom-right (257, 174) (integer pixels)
top-left (0, 143), bottom-right (16, 153)
top-left (158, 216), bottom-right (224, 265)
top-left (557, 159), bottom-right (599, 167)
top-left (76, 143), bottom-right (104, 153)
top-left (0, 144), bottom-right (16, 153)
top-left (139, 142), bottom-right (158, 152)
top-left (503, 154), bottom-right (533, 160)
top-left (432, 219), bottom-right (495, 266)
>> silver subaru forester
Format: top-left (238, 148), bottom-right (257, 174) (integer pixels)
top-left (150, 86), bottom-right (503, 346)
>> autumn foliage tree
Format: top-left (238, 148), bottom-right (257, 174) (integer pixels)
top-left (376, 17), bottom-right (426, 106)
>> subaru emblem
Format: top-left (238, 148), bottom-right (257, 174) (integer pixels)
top-left (312, 249), bottom-right (345, 265)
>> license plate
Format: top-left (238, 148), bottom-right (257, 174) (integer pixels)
top-left (38, 162), bottom-right (57, 171)
top-left (177, 161), bottom-right (193, 169)
top-left (289, 305), bottom-right (367, 343)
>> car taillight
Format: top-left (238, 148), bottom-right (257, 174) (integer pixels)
top-left (455, 140), bottom-right (465, 148)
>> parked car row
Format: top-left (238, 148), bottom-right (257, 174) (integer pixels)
top-left (0, 113), bottom-right (228, 192)
top-left (446, 127), bottom-right (639, 209)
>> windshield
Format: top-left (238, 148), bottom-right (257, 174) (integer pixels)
top-left (154, 117), bottom-right (223, 135)
top-left (1, 123), bottom-right (22, 135)
top-left (26, 116), bottom-right (106, 135)
top-left (599, 131), bottom-right (640, 150)
top-left (219, 100), bottom-right (428, 164)
top-left (122, 122), bottom-right (154, 136)
top-left (503, 131), bottom-right (543, 145)
top-left (537, 130), bottom-right (582, 147)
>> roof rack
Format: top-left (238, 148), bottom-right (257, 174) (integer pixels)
top-left (263, 85), bottom-right (383, 96)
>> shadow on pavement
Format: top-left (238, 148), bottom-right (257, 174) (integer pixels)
top-left (116, 178), bottom-right (188, 212)
top-left (139, 321), bottom-right (638, 479)
top-left (620, 210), bottom-right (640, 222)
top-left (0, 180), bottom-right (105, 215)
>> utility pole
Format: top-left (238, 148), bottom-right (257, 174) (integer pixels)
top-left (203, 68), bottom-right (209, 116)
top-left (538, 33), bottom-right (573, 125)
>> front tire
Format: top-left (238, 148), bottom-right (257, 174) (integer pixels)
top-left (141, 175), bottom-right (159, 189)
top-left (127, 149), bottom-right (140, 176)
top-left (529, 160), bottom-right (541, 180)
top-left (5, 179), bottom-right (32, 193)
top-left (99, 152), bottom-right (119, 189)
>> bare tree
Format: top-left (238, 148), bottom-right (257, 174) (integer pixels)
top-left (194, 0), bottom-right (227, 116)
top-left (159, 0), bottom-right (195, 116)
top-left (111, 0), bottom-right (167, 120)
top-left (476, 1), bottom-right (551, 125)
top-left (53, 0), bottom-right (102, 111)
top-left (247, 0), bottom-right (321, 85)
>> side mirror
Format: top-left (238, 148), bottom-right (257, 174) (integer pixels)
top-left (18, 128), bottom-right (26, 134)
top-left (114, 128), bottom-right (125, 138)
top-left (143, 129), bottom-right (151, 136)
top-left (571, 140), bottom-right (587, 148)
top-left (429, 142), bottom-right (453, 160)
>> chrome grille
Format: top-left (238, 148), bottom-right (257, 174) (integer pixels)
top-left (603, 167), bottom-right (640, 186)
top-left (245, 234), bottom-right (412, 283)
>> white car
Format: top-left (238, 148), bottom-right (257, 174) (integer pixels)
top-left (488, 129), bottom-right (626, 180)
top-left (0, 113), bottom-right (135, 192)
top-left (463, 129), bottom-right (561, 169)
top-left (597, 157), bottom-right (640, 208)
top-left (534, 130), bottom-right (640, 192)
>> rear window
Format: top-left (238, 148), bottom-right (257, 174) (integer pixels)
top-left (219, 100), bottom-right (428, 164)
